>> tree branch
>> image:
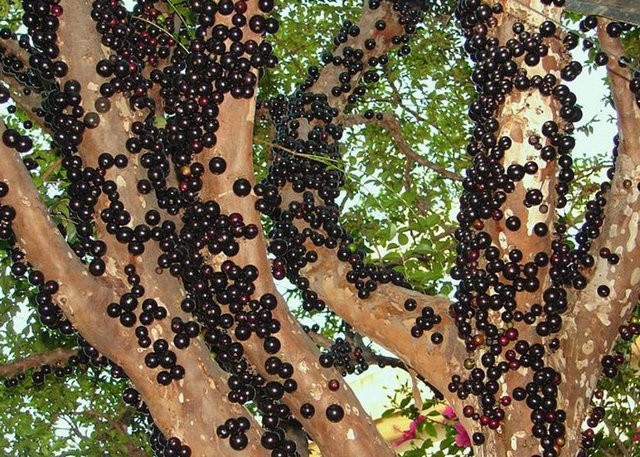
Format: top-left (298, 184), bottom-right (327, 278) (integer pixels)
top-left (556, 20), bottom-right (640, 454)
top-left (194, 2), bottom-right (417, 456)
top-left (0, 37), bottom-right (47, 124)
top-left (200, 42), bottom-right (395, 457)
top-left (378, 112), bottom-right (463, 181)
top-left (55, 0), bottom-right (182, 301)
top-left (384, 70), bottom-right (462, 151)
top-left (307, 328), bottom-right (405, 372)
top-left (0, 34), bottom-right (29, 65)
top-left (455, 2), bottom-right (569, 453)
top-left (0, 134), bottom-right (269, 457)
top-left (308, 327), bottom-right (444, 400)
top-left (83, 409), bottom-right (150, 457)
top-left (249, 1), bottom-right (473, 451)
top-left (259, 0), bottom-right (475, 438)
top-left (341, 110), bottom-right (462, 181)
top-left (301, 243), bottom-right (462, 400)
top-left (0, 348), bottom-right (77, 377)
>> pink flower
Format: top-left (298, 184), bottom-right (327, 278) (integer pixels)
top-left (454, 421), bottom-right (472, 448)
top-left (441, 405), bottom-right (471, 448)
top-left (442, 404), bottom-right (456, 421)
top-left (633, 426), bottom-right (640, 442)
top-left (391, 414), bottom-right (426, 447)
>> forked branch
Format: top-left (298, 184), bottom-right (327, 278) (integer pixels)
top-left (0, 134), bottom-right (269, 457)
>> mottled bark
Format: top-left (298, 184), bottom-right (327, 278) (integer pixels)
top-left (200, 38), bottom-right (396, 457)
top-left (556, 19), bottom-right (640, 457)
top-left (475, 1), bottom-right (566, 455)
top-left (1, 128), bottom-right (268, 457)
top-left (57, 0), bottom-right (184, 303)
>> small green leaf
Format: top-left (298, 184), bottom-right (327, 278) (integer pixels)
top-left (153, 116), bottom-right (167, 128)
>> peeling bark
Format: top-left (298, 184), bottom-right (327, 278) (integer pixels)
top-left (556, 20), bottom-right (640, 457)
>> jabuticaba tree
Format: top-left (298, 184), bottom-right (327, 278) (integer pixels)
top-left (0, 0), bottom-right (639, 455)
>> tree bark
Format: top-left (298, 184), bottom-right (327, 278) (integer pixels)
top-left (556, 18), bottom-right (640, 456)
top-left (0, 137), bottom-right (269, 457)
top-left (0, 348), bottom-right (77, 377)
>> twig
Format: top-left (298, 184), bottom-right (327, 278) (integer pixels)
top-left (67, 409), bottom-right (149, 457)
top-left (254, 137), bottom-right (345, 170)
top-left (408, 367), bottom-right (423, 410)
top-left (132, 15), bottom-right (187, 52)
top-left (40, 157), bottom-right (63, 182)
top-left (378, 112), bottom-right (462, 181)
top-left (603, 416), bottom-right (631, 457)
top-left (338, 110), bottom-right (462, 181)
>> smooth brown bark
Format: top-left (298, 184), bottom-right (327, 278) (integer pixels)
top-left (0, 134), bottom-right (268, 457)
top-left (201, 67), bottom-right (395, 457)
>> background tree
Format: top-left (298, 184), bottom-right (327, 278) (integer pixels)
top-left (0, 0), bottom-right (639, 456)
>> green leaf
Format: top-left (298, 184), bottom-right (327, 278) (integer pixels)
top-left (153, 116), bottom-right (167, 128)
